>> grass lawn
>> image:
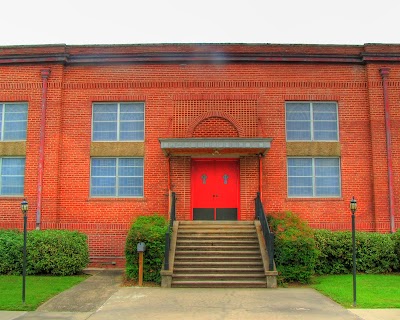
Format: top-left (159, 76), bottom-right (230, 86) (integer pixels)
top-left (0, 275), bottom-right (89, 311)
top-left (311, 274), bottom-right (400, 309)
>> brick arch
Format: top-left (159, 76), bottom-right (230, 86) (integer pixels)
top-left (186, 111), bottom-right (244, 137)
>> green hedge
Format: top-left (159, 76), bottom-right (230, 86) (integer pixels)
top-left (0, 230), bottom-right (23, 275)
top-left (267, 212), bottom-right (400, 284)
top-left (0, 229), bottom-right (89, 276)
top-left (314, 229), bottom-right (398, 274)
top-left (268, 212), bottom-right (318, 284)
top-left (125, 215), bottom-right (168, 284)
top-left (393, 230), bottom-right (400, 271)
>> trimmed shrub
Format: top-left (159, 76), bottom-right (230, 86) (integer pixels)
top-left (314, 229), bottom-right (352, 275)
top-left (125, 215), bottom-right (168, 284)
top-left (0, 230), bottom-right (23, 275)
top-left (314, 229), bottom-right (397, 274)
top-left (268, 212), bottom-right (318, 284)
top-left (0, 229), bottom-right (89, 276)
top-left (27, 230), bottom-right (89, 275)
top-left (391, 230), bottom-right (400, 271)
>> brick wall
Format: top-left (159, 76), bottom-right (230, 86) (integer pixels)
top-left (0, 44), bottom-right (399, 267)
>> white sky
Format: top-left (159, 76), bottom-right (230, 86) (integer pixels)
top-left (2, 0), bottom-right (400, 46)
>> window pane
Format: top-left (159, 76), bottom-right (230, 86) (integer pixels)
top-left (314, 131), bottom-right (338, 141)
top-left (288, 158), bottom-right (313, 197)
top-left (288, 186), bottom-right (313, 197)
top-left (1, 158), bottom-right (25, 195)
top-left (120, 131), bottom-right (144, 141)
top-left (286, 103), bottom-right (311, 140)
top-left (92, 104), bottom-right (118, 141)
top-left (315, 158), bottom-right (340, 197)
top-left (313, 103), bottom-right (338, 141)
top-left (3, 104), bottom-right (27, 141)
top-left (120, 103), bottom-right (144, 113)
top-left (286, 103), bottom-right (311, 120)
top-left (0, 107), bottom-right (2, 138)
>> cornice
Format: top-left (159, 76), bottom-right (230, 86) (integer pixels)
top-left (1, 50), bottom-right (400, 65)
top-left (0, 53), bottom-right (68, 64)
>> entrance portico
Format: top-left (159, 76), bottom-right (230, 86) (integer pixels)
top-left (160, 138), bottom-right (272, 221)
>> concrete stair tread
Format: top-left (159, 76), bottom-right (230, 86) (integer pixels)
top-left (171, 280), bottom-right (267, 287)
top-left (173, 267), bottom-right (264, 273)
top-left (176, 245), bottom-right (260, 249)
top-left (174, 273), bottom-right (265, 277)
top-left (174, 257), bottom-right (262, 261)
top-left (177, 240), bottom-right (258, 244)
top-left (178, 235), bottom-right (258, 239)
top-left (175, 250), bottom-right (261, 255)
top-left (178, 230), bottom-right (256, 233)
top-left (173, 261), bottom-right (263, 266)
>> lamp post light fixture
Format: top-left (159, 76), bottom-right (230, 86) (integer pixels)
top-left (350, 196), bottom-right (357, 307)
top-left (20, 199), bottom-right (28, 304)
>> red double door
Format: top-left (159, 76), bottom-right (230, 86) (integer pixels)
top-left (191, 159), bottom-right (239, 220)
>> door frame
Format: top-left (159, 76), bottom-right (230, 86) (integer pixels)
top-left (190, 158), bottom-right (240, 220)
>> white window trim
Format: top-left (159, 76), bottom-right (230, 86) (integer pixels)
top-left (91, 102), bottom-right (145, 142)
top-left (285, 101), bottom-right (339, 142)
top-left (90, 157), bottom-right (144, 198)
top-left (287, 156), bottom-right (342, 198)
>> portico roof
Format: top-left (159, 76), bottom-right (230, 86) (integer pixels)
top-left (159, 138), bottom-right (272, 156)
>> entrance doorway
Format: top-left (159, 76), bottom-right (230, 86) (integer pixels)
top-left (191, 159), bottom-right (239, 220)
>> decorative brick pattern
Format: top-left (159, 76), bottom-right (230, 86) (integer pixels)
top-left (173, 100), bottom-right (257, 138)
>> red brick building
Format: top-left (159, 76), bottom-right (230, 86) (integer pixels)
top-left (0, 43), bottom-right (399, 267)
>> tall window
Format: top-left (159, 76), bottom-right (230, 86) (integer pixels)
top-left (0, 103), bottom-right (28, 141)
top-left (286, 102), bottom-right (338, 141)
top-left (287, 158), bottom-right (341, 197)
top-left (92, 102), bottom-right (144, 141)
top-left (90, 158), bottom-right (144, 197)
top-left (0, 158), bottom-right (25, 196)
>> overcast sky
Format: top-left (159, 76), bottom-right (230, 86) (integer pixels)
top-left (2, 0), bottom-right (400, 46)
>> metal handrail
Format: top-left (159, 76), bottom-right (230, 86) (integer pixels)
top-left (255, 192), bottom-right (275, 271)
top-left (163, 192), bottom-right (176, 270)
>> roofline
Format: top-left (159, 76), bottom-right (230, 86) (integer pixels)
top-left (1, 43), bottom-right (400, 65)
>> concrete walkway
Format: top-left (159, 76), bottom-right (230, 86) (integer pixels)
top-left (0, 269), bottom-right (399, 320)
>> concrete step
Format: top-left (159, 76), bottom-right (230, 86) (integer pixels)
top-left (171, 280), bottom-right (267, 288)
top-left (173, 273), bottom-right (265, 280)
top-left (173, 261), bottom-right (264, 268)
top-left (178, 229), bottom-right (256, 235)
top-left (175, 245), bottom-right (260, 251)
top-left (174, 255), bottom-right (262, 263)
top-left (179, 221), bottom-right (254, 226)
top-left (173, 267), bottom-right (264, 274)
top-left (176, 237), bottom-right (258, 246)
top-left (175, 247), bottom-right (261, 256)
top-left (177, 234), bottom-right (258, 240)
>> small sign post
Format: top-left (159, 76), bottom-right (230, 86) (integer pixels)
top-left (137, 242), bottom-right (146, 286)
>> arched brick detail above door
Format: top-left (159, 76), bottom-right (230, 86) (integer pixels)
top-left (187, 111), bottom-right (245, 137)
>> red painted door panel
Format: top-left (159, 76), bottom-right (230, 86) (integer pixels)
top-left (192, 159), bottom-right (239, 220)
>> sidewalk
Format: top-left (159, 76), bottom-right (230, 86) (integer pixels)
top-left (0, 270), bottom-right (399, 320)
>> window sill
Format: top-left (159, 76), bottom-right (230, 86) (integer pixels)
top-left (286, 197), bottom-right (343, 202)
top-left (88, 197), bottom-right (146, 202)
top-left (0, 196), bottom-right (24, 199)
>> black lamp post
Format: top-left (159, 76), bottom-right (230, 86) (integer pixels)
top-left (350, 196), bottom-right (357, 307)
top-left (21, 199), bottom-right (28, 304)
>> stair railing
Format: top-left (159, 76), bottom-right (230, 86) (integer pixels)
top-left (255, 192), bottom-right (275, 271)
top-left (163, 191), bottom-right (176, 271)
